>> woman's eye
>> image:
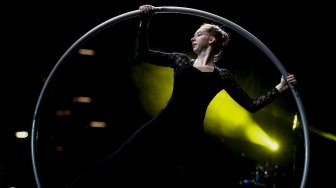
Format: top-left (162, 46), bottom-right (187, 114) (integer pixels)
top-left (194, 32), bottom-right (203, 37)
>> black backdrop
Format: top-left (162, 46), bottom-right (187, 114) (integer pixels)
top-left (2, 1), bottom-right (335, 187)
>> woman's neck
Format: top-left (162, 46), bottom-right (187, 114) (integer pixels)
top-left (193, 54), bottom-right (216, 72)
top-left (194, 54), bottom-right (215, 67)
top-left (195, 48), bottom-right (215, 66)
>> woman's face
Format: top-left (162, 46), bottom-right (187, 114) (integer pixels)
top-left (191, 27), bottom-right (212, 54)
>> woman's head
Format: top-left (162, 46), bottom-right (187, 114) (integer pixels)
top-left (192, 23), bottom-right (230, 62)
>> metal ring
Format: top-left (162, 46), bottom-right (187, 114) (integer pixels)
top-left (31, 6), bottom-right (309, 188)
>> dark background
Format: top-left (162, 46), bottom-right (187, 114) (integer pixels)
top-left (2, 0), bottom-right (335, 188)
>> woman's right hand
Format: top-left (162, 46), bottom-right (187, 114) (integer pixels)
top-left (139, 4), bottom-right (155, 14)
top-left (139, 4), bottom-right (155, 26)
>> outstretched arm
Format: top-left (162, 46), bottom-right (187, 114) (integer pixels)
top-left (133, 5), bottom-right (154, 61)
top-left (134, 5), bottom-right (191, 68)
top-left (219, 69), bottom-right (297, 113)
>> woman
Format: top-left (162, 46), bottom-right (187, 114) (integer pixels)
top-left (69, 4), bottom-right (297, 187)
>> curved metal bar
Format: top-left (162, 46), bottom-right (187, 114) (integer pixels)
top-left (31, 6), bottom-right (309, 188)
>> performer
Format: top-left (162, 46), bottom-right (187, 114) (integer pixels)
top-left (69, 4), bottom-right (297, 187)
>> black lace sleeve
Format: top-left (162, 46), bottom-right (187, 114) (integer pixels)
top-left (133, 26), bottom-right (190, 69)
top-left (217, 68), bottom-right (280, 113)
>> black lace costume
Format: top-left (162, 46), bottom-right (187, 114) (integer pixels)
top-left (69, 25), bottom-right (281, 187)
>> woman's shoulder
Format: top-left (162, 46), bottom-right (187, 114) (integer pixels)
top-left (215, 66), bottom-right (234, 80)
top-left (215, 66), bottom-right (230, 74)
top-left (170, 52), bottom-right (193, 66)
top-left (171, 52), bottom-right (191, 60)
